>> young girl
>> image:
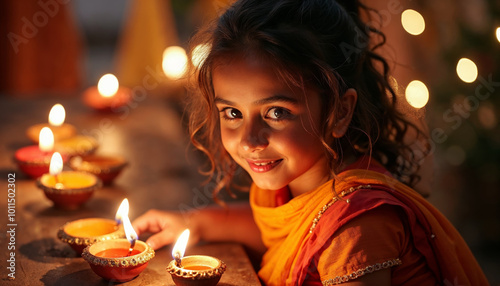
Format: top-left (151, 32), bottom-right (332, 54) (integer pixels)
top-left (133, 0), bottom-right (488, 284)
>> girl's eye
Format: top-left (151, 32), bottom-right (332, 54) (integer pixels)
top-left (220, 107), bottom-right (242, 120)
top-left (266, 107), bottom-right (292, 120)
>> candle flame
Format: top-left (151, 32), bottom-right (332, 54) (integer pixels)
top-left (48, 104), bottom-right (66, 126)
top-left (115, 198), bottom-right (138, 245)
top-left (49, 152), bottom-right (63, 176)
top-left (122, 213), bottom-right (138, 245)
top-left (39, 127), bottom-right (54, 152)
top-left (162, 46), bottom-right (188, 80)
top-left (115, 198), bottom-right (129, 224)
top-left (172, 229), bottom-right (190, 260)
top-left (97, 74), bottom-right (119, 98)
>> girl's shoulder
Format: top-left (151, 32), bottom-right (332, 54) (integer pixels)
top-left (311, 204), bottom-right (436, 285)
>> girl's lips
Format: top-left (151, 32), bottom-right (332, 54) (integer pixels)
top-left (246, 159), bottom-right (283, 173)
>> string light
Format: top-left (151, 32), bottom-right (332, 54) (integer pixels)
top-left (401, 9), bottom-right (425, 35)
top-left (405, 80), bottom-right (429, 109)
top-left (456, 58), bottom-right (478, 83)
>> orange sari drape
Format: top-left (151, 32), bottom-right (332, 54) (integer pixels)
top-left (251, 168), bottom-right (489, 285)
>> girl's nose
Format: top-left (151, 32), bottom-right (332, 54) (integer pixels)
top-left (240, 117), bottom-right (269, 152)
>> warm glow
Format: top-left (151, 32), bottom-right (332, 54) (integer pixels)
top-left (115, 198), bottom-right (130, 224)
top-left (39, 127), bottom-right (54, 152)
top-left (401, 9), bottom-right (425, 35)
top-left (496, 27), bottom-right (500, 43)
top-left (191, 43), bottom-right (211, 68)
top-left (172, 229), bottom-right (190, 259)
top-left (49, 152), bottom-right (63, 176)
top-left (97, 74), bottom-right (119, 98)
top-left (456, 58), bottom-right (478, 83)
top-left (162, 46), bottom-right (188, 80)
top-left (48, 104), bottom-right (66, 126)
top-left (405, 80), bottom-right (429, 109)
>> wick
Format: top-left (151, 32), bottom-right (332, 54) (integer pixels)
top-left (126, 240), bottom-right (136, 256)
top-left (54, 174), bottom-right (64, 189)
top-left (174, 252), bottom-right (182, 268)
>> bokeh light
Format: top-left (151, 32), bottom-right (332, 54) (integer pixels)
top-left (162, 46), bottom-right (188, 80)
top-left (405, 80), bottom-right (429, 108)
top-left (456, 58), bottom-right (478, 83)
top-left (478, 104), bottom-right (497, 130)
top-left (191, 43), bottom-right (211, 68)
top-left (496, 27), bottom-right (500, 43)
top-left (401, 9), bottom-right (425, 35)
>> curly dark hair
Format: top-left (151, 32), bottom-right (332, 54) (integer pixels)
top-left (186, 0), bottom-right (429, 199)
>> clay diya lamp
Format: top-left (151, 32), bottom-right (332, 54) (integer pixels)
top-left (26, 103), bottom-right (77, 143)
top-left (36, 152), bottom-right (101, 210)
top-left (83, 74), bottom-right (131, 111)
top-left (166, 230), bottom-right (226, 286)
top-left (57, 218), bottom-right (125, 255)
top-left (69, 154), bottom-right (128, 184)
top-left (57, 199), bottom-right (130, 255)
top-left (15, 127), bottom-right (68, 179)
top-left (54, 135), bottom-right (99, 157)
top-left (82, 200), bottom-right (154, 282)
top-left (82, 239), bottom-right (154, 282)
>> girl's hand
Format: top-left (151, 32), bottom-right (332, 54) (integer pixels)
top-left (132, 209), bottom-right (200, 250)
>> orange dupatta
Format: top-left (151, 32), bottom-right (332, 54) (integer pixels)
top-left (250, 179), bottom-right (334, 285)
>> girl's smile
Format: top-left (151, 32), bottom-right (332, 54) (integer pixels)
top-left (212, 55), bottom-right (330, 197)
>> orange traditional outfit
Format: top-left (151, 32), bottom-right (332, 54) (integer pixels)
top-left (250, 158), bottom-right (488, 285)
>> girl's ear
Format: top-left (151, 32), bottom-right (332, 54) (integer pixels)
top-left (332, 88), bottom-right (357, 138)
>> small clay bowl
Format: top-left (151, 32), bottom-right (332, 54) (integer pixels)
top-left (54, 135), bottom-right (99, 157)
top-left (82, 239), bottom-right (155, 282)
top-left (83, 86), bottom-right (132, 112)
top-left (36, 171), bottom-right (101, 210)
top-left (167, 255), bottom-right (226, 286)
top-left (14, 147), bottom-right (69, 179)
top-left (57, 218), bottom-right (125, 255)
top-left (69, 155), bottom-right (128, 184)
top-left (26, 123), bottom-right (77, 143)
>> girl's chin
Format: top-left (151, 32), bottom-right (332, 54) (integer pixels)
top-left (251, 179), bottom-right (287, 191)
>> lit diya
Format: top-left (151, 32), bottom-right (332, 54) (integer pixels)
top-left (167, 229), bottom-right (226, 286)
top-left (26, 104), bottom-right (77, 143)
top-left (36, 152), bottom-right (101, 210)
top-left (57, 199), bottom-right (131, 255)
top-left (69, 154), bottom-right (128, 185)
top-left (83, 73), bottom-right (131, 111)
top-left (15, 127), bottom-right (68, 179)
top-left (82, 199), bottom-right (154, 282)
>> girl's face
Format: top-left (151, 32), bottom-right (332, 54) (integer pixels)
top-left (213, 56), bottom-right (330, 197)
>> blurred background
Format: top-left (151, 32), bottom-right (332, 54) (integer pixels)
top-left (1, 0), bottom-right (499, 284)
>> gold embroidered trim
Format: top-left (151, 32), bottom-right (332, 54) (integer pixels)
top-left (309, 184), bottom-right (371, 233)
top-left (322, 258), bottom-right (402, 285)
